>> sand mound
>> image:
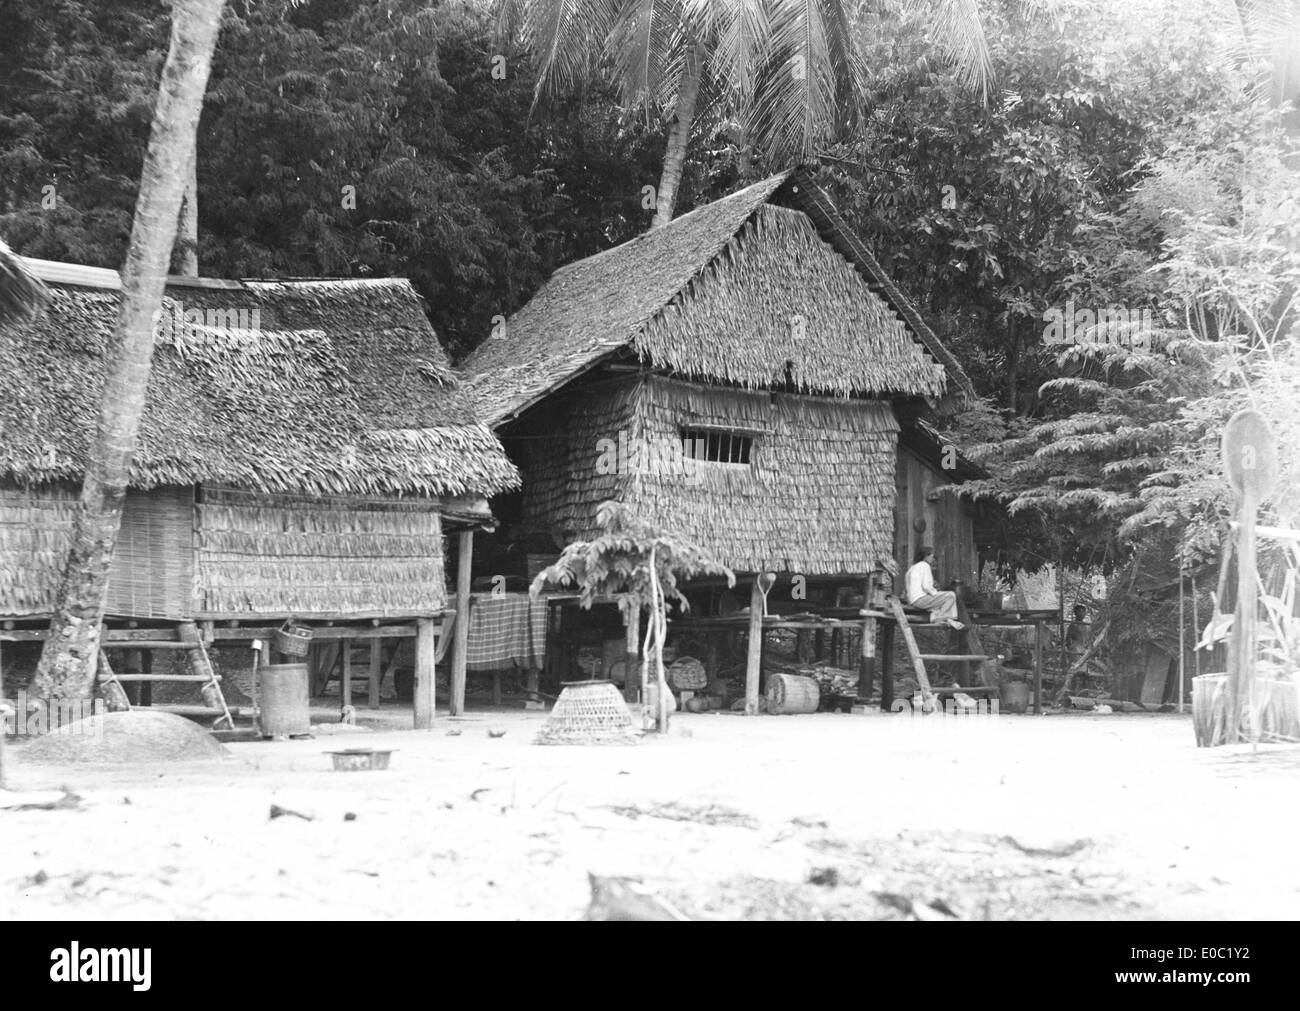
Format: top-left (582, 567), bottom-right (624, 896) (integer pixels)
top-left (18, 710), bottom-right (229, 764)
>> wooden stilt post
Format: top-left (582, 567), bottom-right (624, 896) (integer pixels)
top-left (0, 639), bottom-right (7, 789)
top-left (369, 638), bottom-right (381, 709)
top-left (744, 578), bottom-right (764, 716)
top-left (341, 639), bottom-right (352, 713)
top-left (858, 577), bottom-right (875, 706)
top-left (1033, 620), bottom-right (1045, 715)
top-left (879, 620), bottom-right (896, 711)
top-left (624, 606), bottom-right (641, 705)
top-left (414, 617), bottom-right (435, 729)
top-left (450, 529), bottom-right (473, 716)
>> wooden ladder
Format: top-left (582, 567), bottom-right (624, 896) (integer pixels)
top-left (886, 596), bottom-right (993, 710)
top-left (97, 621), bottom-right (234, 730)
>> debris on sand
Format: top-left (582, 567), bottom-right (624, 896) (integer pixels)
top-left (1001, 835), bottom-right (1090, 858)
top-left (269, 804), bottom-right (313, 822)
top-left (807, 866), bottom-right (839, 887)
top-left (874, 892), bottom-right (960, 920)
top-left (607, 801), bottom-right (758, 830)
top-left (18, 711), bottom-right (228, 764)
top-left (0, 788), bottom-right (82, 811)
top-left (586, 874), bottom-right (691, 921)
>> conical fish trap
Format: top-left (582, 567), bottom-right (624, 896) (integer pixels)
top-left (535, 680), bottom-right (638, 745)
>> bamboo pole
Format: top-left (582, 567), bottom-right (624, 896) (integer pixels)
top-left (1057, 556), bottom-right (1067, 690)
top-left (1178, 571), bottom-right (1185, 714)
top-left (1228, 488), bottom-right (1259, 746)
top-left (450, 530), bottom-right (473, 716)
top-left (1191, 574), bottom-right (1201, 681)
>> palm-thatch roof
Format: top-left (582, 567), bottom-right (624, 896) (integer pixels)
top-left (462, 167), bottom-right (975, 426)
top-left (0, 237), bottom-right (49, 323)
top-left (0, 261), bottom-right (518, 499)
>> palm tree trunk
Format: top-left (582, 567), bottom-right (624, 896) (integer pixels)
top-left (33, 0), bottom-right (226, 701)
top-left (175, 145), bottom-right (199, 275)
top-left (651, 41), bottom-right (705, 229)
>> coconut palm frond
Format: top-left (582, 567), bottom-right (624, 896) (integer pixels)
top-left (747, 0), bottom-right (853, 163)
top-left (521, 0), bottom-right (621, 105)
top-left (707, 0), bottom-right (769, 105)
top-left (0, 238), bottom-right (48, 324)
top-left (925, 0), bottom-right (993, 105)
top-left (609, 0), bottom-right (685, 110)
top-left (1229, 0), bottom-right (1300, 109)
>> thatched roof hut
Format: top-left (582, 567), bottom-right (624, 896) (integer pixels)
top-left (465, 167), bottom-right (974, 430)
top-left (463, 167), bottom-right (976, 579)
top-left (0, 259), bottom-right (518, 621)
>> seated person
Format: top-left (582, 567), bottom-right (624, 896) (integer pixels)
top-left (903, 546), bottom-right (965, 630)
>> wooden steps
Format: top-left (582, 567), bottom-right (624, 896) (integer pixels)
top-left (885, 595), bottom-right (994, 707)
top-left (95, 621), bottom-right (234, 730)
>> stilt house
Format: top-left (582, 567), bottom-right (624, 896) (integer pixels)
top-left (463, 167), bottom-right (979, 586)
top-left (0, 260), bottom-right (518, 722)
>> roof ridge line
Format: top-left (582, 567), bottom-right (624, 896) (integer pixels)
top-left (627, 169), bottom-right (796, 350)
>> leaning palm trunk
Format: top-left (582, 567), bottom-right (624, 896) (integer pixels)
top-left (651, 41), bottom-right (705, 230)
top-left (0, 237), bottom-right (48, 323)
top-left (33, 0), bottom-right (226, 701)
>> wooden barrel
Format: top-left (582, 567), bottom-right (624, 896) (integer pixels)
top-left (1192, 673), bottom-right (1227, 747)
top-left (999, 679), bottom-right (1030, 714)
top-left (259, 662), bottom-right (310, 738)
top-left (766, 672), bottom-right (819, 715)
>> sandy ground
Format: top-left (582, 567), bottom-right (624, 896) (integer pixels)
top-left (2, 706), bottom-right (1298, 920)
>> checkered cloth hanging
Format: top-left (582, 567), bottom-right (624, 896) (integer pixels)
top-left (465, 592), bottom-right (549, 671)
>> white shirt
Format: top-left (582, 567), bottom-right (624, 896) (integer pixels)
top-left (904, 560), bottom-right (937, 603)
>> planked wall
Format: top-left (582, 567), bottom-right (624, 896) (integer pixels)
top-left (893, 446), bottom-right (978, 588)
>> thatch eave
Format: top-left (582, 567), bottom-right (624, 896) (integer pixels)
top-left (0, 264), bottom-right (518, 500)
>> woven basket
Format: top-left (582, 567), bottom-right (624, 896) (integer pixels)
top-left (535, 680), bottom-right (638, 746)
top-left (273, 621), bottom-right (313, 658)
top-left (667, 656), bottom-right (707, 690)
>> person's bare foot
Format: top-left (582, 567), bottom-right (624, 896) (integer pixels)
top-left (946, 619), bottom-right (965, 630)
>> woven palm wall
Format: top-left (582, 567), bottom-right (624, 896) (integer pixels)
top-left (0, 482), bottom-right (78, 616)
top-left (516, 375), bottom-right (900, 575)
top-left (0, 482), bottom-right (194, 618)
top-left (195, 487), bottom-right (446, 616)
top-left (514, 389), bottom-right (634, 547)
top-left (625, 376), bottom-right (900, 574)
top-left (103, 487), bottom-right (194, 618)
